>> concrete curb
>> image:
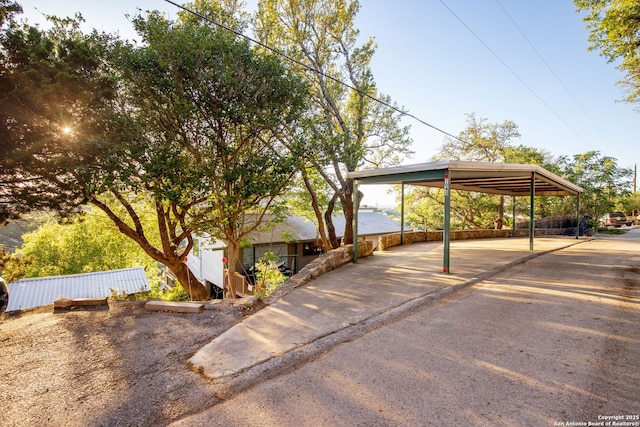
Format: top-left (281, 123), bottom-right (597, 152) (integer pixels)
top-left (210, 238), bottom-right (591, 400)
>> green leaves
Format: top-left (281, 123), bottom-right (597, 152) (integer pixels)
top-left (575, 0), bottom-right (640, 104)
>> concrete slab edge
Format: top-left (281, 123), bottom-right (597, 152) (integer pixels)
top-left (208, 238), bottom-right (591, 401)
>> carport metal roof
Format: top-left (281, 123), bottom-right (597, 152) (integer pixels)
top-left (347, 160), bottom-right (583, 273)
top-left (348, 160), bottom-right (582, 196)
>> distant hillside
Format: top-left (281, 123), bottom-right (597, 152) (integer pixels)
top-left (0, 217), bottom-right (45, 252)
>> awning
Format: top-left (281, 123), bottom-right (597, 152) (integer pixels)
top-left (347, 160), bottom-right (583, 273)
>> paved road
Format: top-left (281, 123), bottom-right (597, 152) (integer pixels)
top-left (176, 232), bottom-right (640, 427)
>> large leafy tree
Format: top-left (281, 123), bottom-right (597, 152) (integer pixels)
top-left (437, 113), bottom-right (524, 229)
top-left (1, 5), bottom-right (308, 299)
top-left (118, 12), bottom-right (308, 298)
top-left (558, 150), bottom-right (633, 219)
top-left (404, 114), bottom-right (563, 230)
top-left (255, 0), bottom-right (413, 249)
top-left (15, 208), bottom-right (161, 282)
top-left (0, 10), bottom-right (118, 223)
top-left (574, 0), bottom-right (640, 105)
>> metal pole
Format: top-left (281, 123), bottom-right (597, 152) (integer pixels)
top-left (529, 172), bottom-right (535, 251)
top-left (400, 182), bottom-right (405, 245)
top-left (512, 196), bottom-right (516, 237)
top-left (353, 179), bottom-right (359, 263)
top-left (576, 194), bottom-right (580, 240)
top-left (444, 172), bottom-right (451, 273)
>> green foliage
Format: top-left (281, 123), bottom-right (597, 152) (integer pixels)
top-left (118, 10), bottom-right (309, 298)
top-left (617, 191), bottom-right (640, 215)
top-left (254, 251), bottom-right (286, 297)
top-left (0, 248), bottom-right (30, 283)
top-left (0, 11), bottom-right (121, 222)
top-left (596, 227), bottom-right (627, 235)
top-left (109, 282), bottom-right (191, 302)
top-left (557, 150), bottom-right (633, 219)
top-left (1, 3), bottom-right (310, 299)
top-left (256, 0), bottom-right (413, 247)
top-left (15, 209), bottom-right (161, 285)
top-left (0, 0), bottom-right (21, 26)
top-left (404, 113), bottom-right (634, 228)
top-left (151, 283), bottom-right (191, 302)
top-left (438, 113), bottom-right (521, 163)
top-left (574, 0), bottom-right (640, 105)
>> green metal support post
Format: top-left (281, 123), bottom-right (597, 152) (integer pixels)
top-left (529, 172), bottom-right (535, 251)
top-left (443, 172), bottom-right (451, 273)
top-left (512, 196), bottom-right (516, 237)
top-left (576, 194), bottom-right (580, 240)
top-left (353, 179), bottom-right (359, 263)
top-left (400, 182), bottom-right (405, 245)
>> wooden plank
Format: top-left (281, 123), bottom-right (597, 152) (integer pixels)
top-left (145, 301), bottom-right (204, 314)
top-left (53, 298), bottom-right (74, 309)
top-left (54, 297), bottom-right (108, 311)
top-left (69, 298), bottom-right (108, 307)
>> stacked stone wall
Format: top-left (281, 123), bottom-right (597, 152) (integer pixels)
top-left (264, 240), bottom-right (373, 304)
top-left (378, 228), bottom-right (567, 251)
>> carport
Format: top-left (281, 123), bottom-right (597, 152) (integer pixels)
top-left (347, 160), bottom-right (583, 273)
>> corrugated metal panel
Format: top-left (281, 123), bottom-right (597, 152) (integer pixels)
top-left (6, 267), bottom-right (150, 312)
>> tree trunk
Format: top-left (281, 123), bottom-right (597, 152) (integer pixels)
top-left (225, 238), bottom-right (239, 299)
top-left (325, 193), bottom-right (340, 248)
top-left (341, 188), bottom-right (355, 246)
top-left (302, 171), bottom-right (332, 252)
top-left (172, 261), bottom-right (210, 301)
top-left (89, 197), bottom-right (210, 301)
top-left (496, 195), bottom-right (504, 229)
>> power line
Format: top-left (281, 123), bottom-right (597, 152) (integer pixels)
top-left (494, 0), bottom-right (601, 134)
top-left (163, 0), bottom-right (467, 144)
top-left (439, 0), bottom-right (588, 145)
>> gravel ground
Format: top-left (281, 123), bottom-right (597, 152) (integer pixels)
top-left (0, 300), bottom-right (246, 427)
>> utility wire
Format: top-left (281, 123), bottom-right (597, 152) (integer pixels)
top-left (439, 0), bottom-right (588, 145)
top-left (494, 0), bottom-right (601, 134)
top-left (163, 0), bottom-right (467, 144)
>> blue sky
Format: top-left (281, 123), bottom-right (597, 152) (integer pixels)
top-left (16, 0), bottom-right (640, 206)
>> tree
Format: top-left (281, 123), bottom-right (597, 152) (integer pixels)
top-left (255, 0), bottom-right (413, 250)
top-left (0, 0), bottom-right (20, 26)
top-left (404, 114), bottom-right (564, 229)
top-left (437, 113), bottom-right (523, 229)
top-left (116, 11), bottom-right (308, 298)
top-left (574, 0), bottom-right (640, 105)
top-left (558, 150), bottom-right (633, 219)
top-left (1, 6), bottom-right (308, 299)
top-left (1, 11), bottom-right (118, 223)
top-left (14, 208), bottom-right (161, 283)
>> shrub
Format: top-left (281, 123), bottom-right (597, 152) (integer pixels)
top-left (254, 252), bottom-right (287, 298)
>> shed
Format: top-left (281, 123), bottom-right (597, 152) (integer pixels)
top-left (6, 266), bottom-right (150, 312)
top-left (347, 160), bottom-right (583, 273)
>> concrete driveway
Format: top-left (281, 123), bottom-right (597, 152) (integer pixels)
top-left (176, 231), bottom-right (640, 426)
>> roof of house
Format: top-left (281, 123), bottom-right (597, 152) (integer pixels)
top-left (6, 266), bottom-right (150, 312)
top-left (247, 211), bottom-right (401, 245)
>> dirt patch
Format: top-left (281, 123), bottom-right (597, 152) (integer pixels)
top-left (0, 300), bottom-right (245, 426)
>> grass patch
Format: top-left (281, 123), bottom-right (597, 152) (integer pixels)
top-left (596, 227), bottom-right (628, 235)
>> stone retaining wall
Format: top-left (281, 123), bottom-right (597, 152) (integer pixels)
top-left (264, 240), bottom-right (373, 305)
top-left (378, 228), bottom-right (567, 251)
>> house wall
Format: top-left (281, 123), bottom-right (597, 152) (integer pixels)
top-left (186, 237), bottom-right (225, 293)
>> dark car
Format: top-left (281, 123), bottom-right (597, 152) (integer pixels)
top-left (599, 211), bottom-right (627, 228)
top-left (0, 277), bottom-right (8, 313)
